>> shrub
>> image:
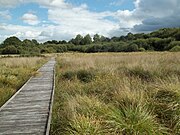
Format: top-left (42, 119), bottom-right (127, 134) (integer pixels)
top-left (0, 48), bottom-right (3, 54)
top-left (85, 45), bottom-right (103, 53)
top-left (167, 41), bottom-right (180, 50)
top-left (2, 45), bottom-right (19, 54)
top-left (41, 47), bottom-right (56, 53)
top-left (138, 47), bottom-right (146, 52)
top-left (170, 46), bottom-right (180, 52)
top-left (125, 43), bottom-right (139, 52)
top-left (56, 45), bottom-right (68, 53)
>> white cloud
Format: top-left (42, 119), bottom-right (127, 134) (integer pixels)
top-left (0, 23), bottom-right (42, 42)
top-left (0, 0), bottom-right (23, 8)
top-left (21, 13), bottom-right (40, 25)
top-left (1, 0), bottom-right (180, 42)
top-left (0, 23), bottom-right (74, 42)
top-left (114, 10), bottom-right (141, 28)
top-left (0, 0), bottom-right (118, 42)
top-left (47, 5), bottom-right (118, 36)
top-left (110, 0), bottom-right (180, 36)
top-left (0, 0), bottom-right (67, 8)
top-left (0, 10), bottom-right (11, 20)
top-left (136, 0), bottom-right (177, 18)
top-left (110, 0), bottom-right (125, 6)
top-left (131, 0), bottom-right (180, 33)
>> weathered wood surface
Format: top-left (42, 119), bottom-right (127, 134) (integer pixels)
top-left (0, 58), bottom-right (56, 135)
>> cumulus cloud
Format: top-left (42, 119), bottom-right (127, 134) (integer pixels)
top-left (133, 15), bottom-right (180, 32)
top-left (0, 23), bottom-right (41, 38)
top-left (114, 10), bottom-right (141, 28)
top-left (0, 23), bottom-right (74, 42)
top-left (111, 0), bottom-right (180, 35)
top-left (21, 13), bottom-right (40, 25)
top-left (0, 0), bottom-right (118, 42)
top-left (131, 0), bottom-right (180, 33)
top-left (48, 6), bottom-right (118, 37)
top-left (136, 0), bottom-right (178, 18)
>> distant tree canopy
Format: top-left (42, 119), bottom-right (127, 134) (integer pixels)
top-left (2, 36), bottom-right (22, 47)
top-left (1, 28), bottom-right (180, 55)
top-left (70, 34), bottom-right (92, 45)
top-left (93, 34), bottom-right (101, 43)
top-left (2, 45), bottom-right (19, 54)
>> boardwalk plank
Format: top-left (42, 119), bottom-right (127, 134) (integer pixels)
top-left (0, 58), bottom-right (55, 135)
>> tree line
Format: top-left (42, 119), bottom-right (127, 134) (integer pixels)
top-left (0, 28), bottom-right (180, 55)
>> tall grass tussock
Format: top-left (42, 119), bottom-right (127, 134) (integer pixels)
top-left (51, 52), bottom-right (180, 135)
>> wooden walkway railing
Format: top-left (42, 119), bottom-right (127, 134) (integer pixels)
top-left (0, 58), bottom-right (56, 135)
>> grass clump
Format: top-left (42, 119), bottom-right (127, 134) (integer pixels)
top-left (77, 70), bottom-right (95, 83)
top-left (150, 81), bottom-right (180, 134)
top-left (62, 71), bottom-right (76, 81)
top-left (125, 66), bottom-right (155, 81)
top-left (62, 69), bottom-right (96, 83)
top-left (107, 105), bottom-right (167, 135)
top-left (66, 96), bottom-right (109, 135)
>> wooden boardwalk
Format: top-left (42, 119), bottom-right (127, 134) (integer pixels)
top-left (0, 58), bottom-right (56, 135)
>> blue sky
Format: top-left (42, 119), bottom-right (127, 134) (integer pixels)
top-left (8, 3), bottom-right (48, 26)
top-left (1, 0), bottom-right (135, 26)
top-left (0, 0), bottom-right (180, 42)
top-left (66, 0), bottom-right (135, 12)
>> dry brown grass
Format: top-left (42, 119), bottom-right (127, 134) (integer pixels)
top-left (52, 52), bottom-right (180, 134)
top-left (0, 57), bottom-right (48, 107)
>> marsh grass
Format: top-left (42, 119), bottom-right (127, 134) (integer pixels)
top-left (0, 57), bottom-right (48, 106)
top-left (51, 52), bottom-right (180, 135)
top-left (62, 70), bottom-right (96, 83)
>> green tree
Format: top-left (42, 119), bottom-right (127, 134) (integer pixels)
top-left (111, 36), bottom-right (120, 42)
top-left (170, 46), bottom-right (180, 52)
top-left (93, 34), bottom-right (101, 43)
top-left (81, 34), bottom-right (92, 45)
top-left (2, 36), bottom-right (22, 47)
top-left (2, 45), bottom-right (19, 54)
top-left (174, 31), bottom-right (180, 41)
top-left (41, 47), bottom-right (56, 53)
top-left (32, 39), bottom-right (39, 45)
top-left (72, 34), bottom-right (83, 45)
top-left (59, 40), bottom-right (67, 44)
top-left (22, 39), bottom-right (34, 46)
top-left (166, 41), bottom-right (180, 50)
top-left (126, 32), bottom-right (135, 40)
top-left (126, 44), bottom-right (139, 52)
top-left (100, 36), bottom-right (110, 42)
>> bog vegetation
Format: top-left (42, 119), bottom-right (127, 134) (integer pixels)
top-left (0, 27), bottom-right (180, 134)
top-left (51, 53), bottom-right (180, 135)
top-left (0, 57), bottom-right (47, 106)
top-left (0, 28), bottom-right (180, 55)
